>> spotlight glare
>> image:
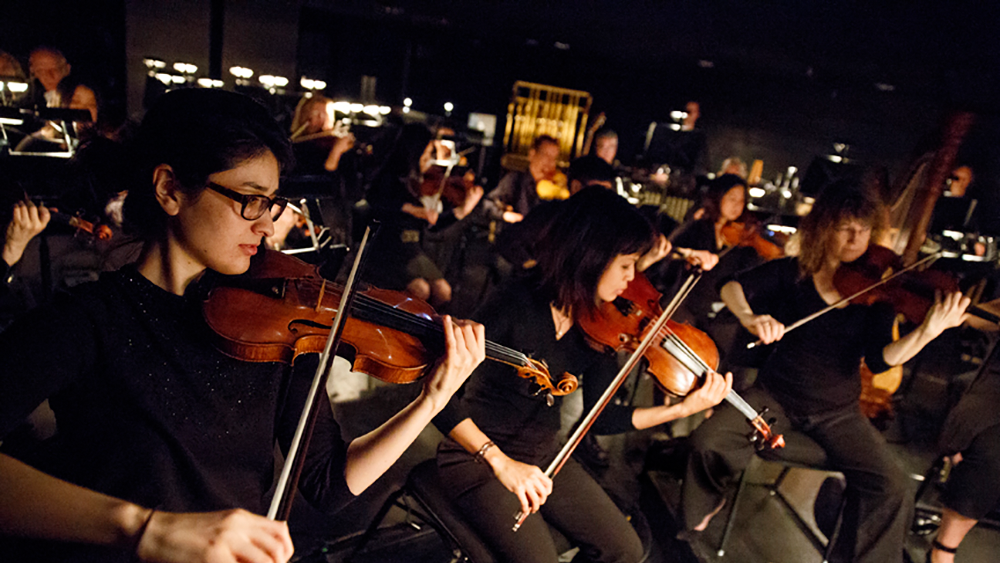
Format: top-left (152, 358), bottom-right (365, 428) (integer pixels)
top-left (173, 62), bottom-right (198, 74)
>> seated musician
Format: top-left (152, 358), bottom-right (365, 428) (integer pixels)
top-left (483, 134), bottom-right (561, 223)
top-left (0, 89), bottom-right (486, 563)
top-left (433, 186), bottom-right (732, 563)
top-left (661, 174), bottom-right (773, 327)
top-left (679, 182), bottom-right (969, 563)
top-left (365, 123), bottom-right (482, 308)
top-left (496, 155), bottom-right (671, 274)
top-left (927, 305), bottom-right (1000, 563)
top-left (288, 94), bottom-right (355, 175)
top-left (592, 128), bottom-right (618, 166)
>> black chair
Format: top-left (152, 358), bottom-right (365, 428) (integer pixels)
top-left (349, 459), bottom-right (571, 563)
top-left (351, 458), bottom-right (653, 563)
top-left (716, 435), bottom-right (847, 563)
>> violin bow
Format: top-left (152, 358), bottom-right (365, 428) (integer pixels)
top-left (746, 251), bottom-right (940, 349)
top-left (267, 225), bottom-right (375, 521)
top-left (512, 269), bottom-right (703, 531)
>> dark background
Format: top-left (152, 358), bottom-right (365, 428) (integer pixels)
top-left (3, 0), bottom-right (999, 196)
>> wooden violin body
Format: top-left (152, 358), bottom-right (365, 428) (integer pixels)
top-left (579, 272), bottom-right (718, 397)
top-left (202, 249), bottom-right (577, 394)
top-left (579, 271), bottom-right (783, 449)
top-left (720, 220), bottom-right (784, 261)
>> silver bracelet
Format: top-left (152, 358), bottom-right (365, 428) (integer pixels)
top-left (474, 440), bottom-right (495, 464)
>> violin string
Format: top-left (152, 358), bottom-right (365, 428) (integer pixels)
top-left (660, 328), bottom-right (754, 417)
top-left (348, 293), bottom-right (530, 365)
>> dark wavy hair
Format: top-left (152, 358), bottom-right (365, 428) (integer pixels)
top-left (534, 186), bottom-right (654, 315)
top-left (122, 89), bottom-right (293, 240)
top-left (797, 180), bottom-right (886, 276)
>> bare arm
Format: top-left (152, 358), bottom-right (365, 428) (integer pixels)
top-left (0, 454), bottom-right (294, 563)
top-left (882, 291), bottom-right (969, 366)
top-left (448, 417), bottom-right (552, 516)
top-left (343, 317), bottom-right (485, 495)
top-left (630, 370), bottom-right (732, 429)
top-left (720, 280), bottom-right (784, 344)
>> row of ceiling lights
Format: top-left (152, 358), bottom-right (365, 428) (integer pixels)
top-left (144, 59), bottom-right (458, 115)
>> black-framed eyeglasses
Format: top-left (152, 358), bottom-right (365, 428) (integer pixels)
top-left (205, 182), bottom-right (288, 221)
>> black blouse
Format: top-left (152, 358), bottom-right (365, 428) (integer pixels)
top-left (732, 257), bottom-right (896, 415)
top-left (433, 277), bottom-right (635, 464)
top-left (0, 266), bottom-right (353, 560)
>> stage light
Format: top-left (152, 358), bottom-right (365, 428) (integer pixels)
top-left (332, 101), bottom-right (351, 113)
top-left (363, 105), bottom-right (380, 116)
top-left (170, 75), bottom-right (186, 84)
top-left (403, 97), bottom-right (412, 107)
top-left (403, 107), bottom-right (410, 113)
top-left (6, 81), bottom-right (28, 93)
top-left (143, 58), bottom-right (166, 69)
top-left (349, 103), bottom-right (363, 113)
top-left (748, 187), bottom-right (766, 198)
top-left (379, 106), bottom-right (391, 115)
top-left (154, 73), bottom-right (173, 85)
top-left (443, 102), bottom-right (454, 113)
top-left (670, 111), bottom-right (688, 120)
top-left (197, 78), bottom-right (223, 88)
top-left (173, 62), bottom-right (198, 74)
top-left (229, 66), bottom-right (254, 79)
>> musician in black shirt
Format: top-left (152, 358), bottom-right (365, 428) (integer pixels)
top-left (434, 187), bottom-right (732, 562)
top-left (0, 89), bottom-right (485, 563)
top-left (680, 183), bottom-right (969, 563)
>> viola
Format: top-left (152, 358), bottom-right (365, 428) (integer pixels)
top-left (719, 219), bottom-right (784, 261)
top-left (833, 244), bottom-right (999, 326)
top-left (202, 248), bottom-right (577, 396)
top-left (578, 272), bottom-right (784, 449)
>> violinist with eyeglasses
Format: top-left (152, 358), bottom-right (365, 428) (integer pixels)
top-left (0, 89), bottom-right (486, 563)
top-left (678, 182), bottom-right (969, 563)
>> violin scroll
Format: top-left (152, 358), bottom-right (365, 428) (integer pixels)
top-left (514, 357), bottom-right (578, 396)
top-left (748, 409), bottom-right (785, 451)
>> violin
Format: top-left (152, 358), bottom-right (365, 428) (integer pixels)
top-left (833, 244), bottom-right (999, 326)
top-left (50, 210), bottom-right (113, 241)
top-left (578, 271), bottom-right (784, 449)
top-left (418, 164), bottom-right (473, 209)
top-left (719, 219), bottom-right (784, 261)
top-left (202, 248), bottom-right (577, 396)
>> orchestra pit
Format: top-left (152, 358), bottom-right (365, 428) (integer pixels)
top-left (3, 2), bottom-right (1000, 563)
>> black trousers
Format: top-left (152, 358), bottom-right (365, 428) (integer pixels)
top-left (943, 422), bottom-right (1000, 520)
top-left (437, 441), bottom-right (643, 563)
top-left (680, 386), bottom-right (913, 563)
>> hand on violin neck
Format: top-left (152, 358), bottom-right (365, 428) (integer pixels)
top-left (678, 370), bottom-right (733, 417)
top-left (420, 316), bottom-right (486, 412)
top-left (921, 290), bottom-right (971, 338)
top-left (4, 200), bottom-right (51, 267)
top-left (637, 234), bottom-right (672, 272)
